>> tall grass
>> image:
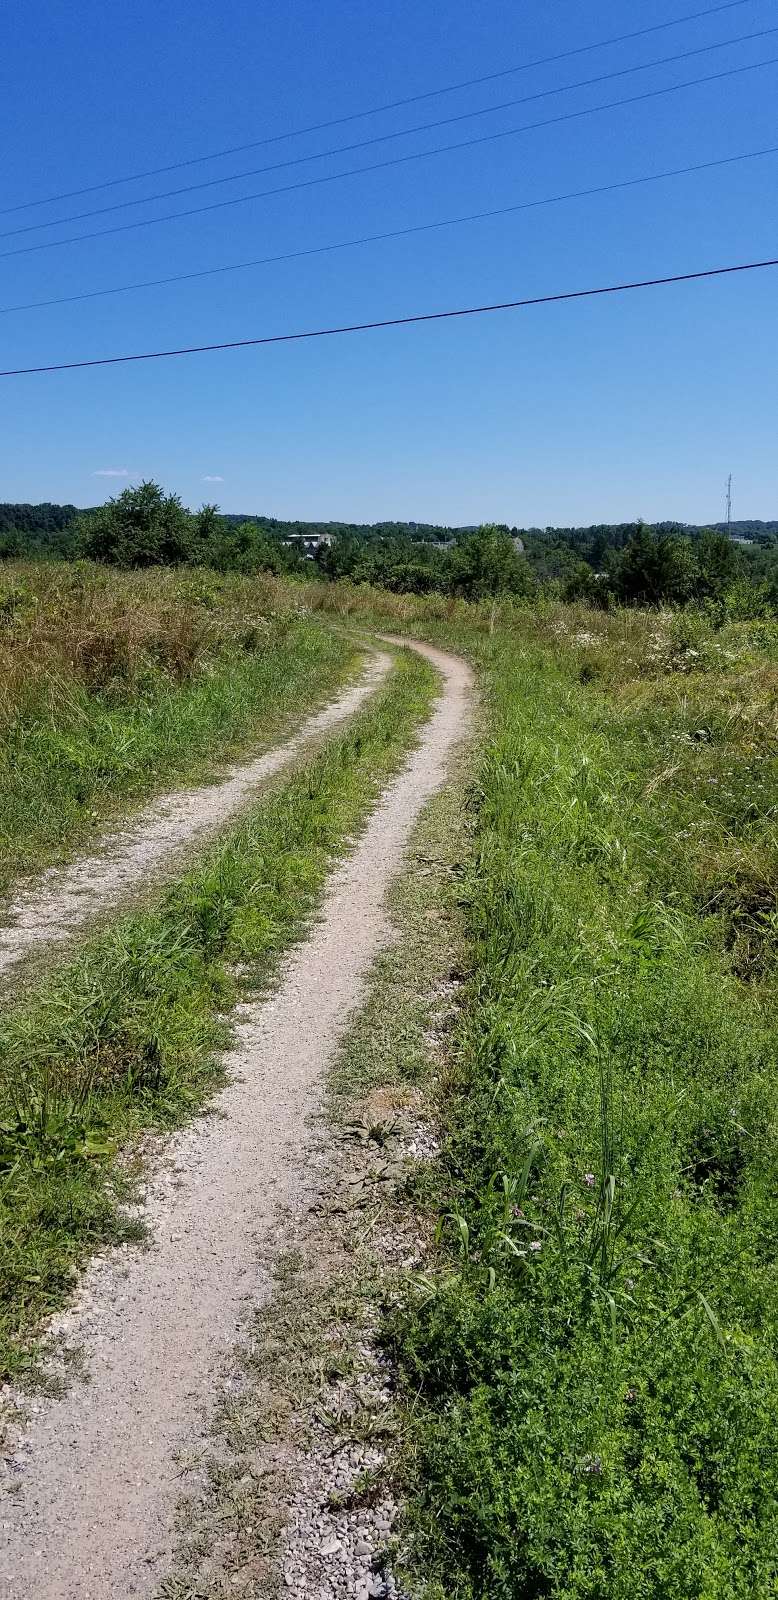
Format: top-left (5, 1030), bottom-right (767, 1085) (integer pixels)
top-left (315, 591), bottom-right (778, 1597)
top-left (0, 562), bottom-right (355, 897)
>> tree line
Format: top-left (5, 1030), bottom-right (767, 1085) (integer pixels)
top-left (4, 482), bottom-right (533, 602)
top-left (2, 482), bottom-right (778, 614)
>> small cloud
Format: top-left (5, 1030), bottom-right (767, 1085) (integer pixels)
top-left (92, 467), bottom-right (129, 478)
top-left (202, 474), bottom-right (224, 483)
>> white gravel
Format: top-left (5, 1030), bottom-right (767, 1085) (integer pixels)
top-left (0, 649), bottom-right (391, 981)
top-left (0, 639), bottom-right (473, 1600)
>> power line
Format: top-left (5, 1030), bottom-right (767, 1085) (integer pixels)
top-left (0, 0), bottom-right (760, 218)
top-left (2, 143), bottom-right (776, 318)
top-left (2, 54), bottom-right (776, 262)
top-left (4, 25), bottom-right (774, 241)
top-left (2, 257), bottom-right (775, 378)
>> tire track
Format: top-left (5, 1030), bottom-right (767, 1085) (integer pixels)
top-left (0, 639), bottom-right (473, 1600)
top-left (0, 649), bottom-right (391, 982)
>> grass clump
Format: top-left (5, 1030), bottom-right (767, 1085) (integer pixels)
top-left (0, 646), bottom-right (437, 1379)
top-left (0, 561), bottom-right (355, 896)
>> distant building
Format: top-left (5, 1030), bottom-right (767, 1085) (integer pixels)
top-left (282, 533), bottom-right (334, 559)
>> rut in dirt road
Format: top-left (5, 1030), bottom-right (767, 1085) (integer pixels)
top-left (0, 649), bottom-right (391, 983)
top-left (0, 639), bottom-right (473, 1600)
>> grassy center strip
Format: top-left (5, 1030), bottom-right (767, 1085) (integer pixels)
top-left (0, 644), bottom-right (436, 1381)
top-left (154, 735), bottom-right (474, 1599)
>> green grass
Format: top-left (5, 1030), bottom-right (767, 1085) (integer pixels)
top-left (306, 585), bottom-right (778, 1597)
top-left (0, 644), bottom-right (437, 1380)
top-left (0, 562), bottom-right (356, 897)
top-left (5, 563), bottom-right (778, 1591)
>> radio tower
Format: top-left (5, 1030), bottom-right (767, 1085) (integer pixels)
top-left (725, 473), bottom-right (733, 531)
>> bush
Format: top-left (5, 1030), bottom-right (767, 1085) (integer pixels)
top-left (448, 525), bottom-right (536, 601)
top-left (78, 481), bottom-right (191, 567)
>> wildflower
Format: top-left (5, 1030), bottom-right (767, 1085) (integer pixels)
top-left (529, 1241), bottom-right (542, 1252)
top-left (583, 1172), bottom-right (596, 1187)
top-left (511, 1205), bottom-right (525, 1219)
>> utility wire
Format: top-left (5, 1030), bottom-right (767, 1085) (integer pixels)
top-left (3, 25), bottom-right (774, 240)
top-left (2, 258), bottom-right (775, 378)
top-left (2, 54), bottom-right (776, 262)
top-left (2, 143), bottom-right (776, 318)
top-left (0, 0), bottom-right (760, 216)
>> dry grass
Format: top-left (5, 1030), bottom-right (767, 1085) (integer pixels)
top-left (0, 562), bottom-right (300, 719)
top-left (0, 563), bottom-right (354, 894)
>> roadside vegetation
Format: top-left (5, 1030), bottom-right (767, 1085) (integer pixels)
top-left (0, 561), bottom-right (355, 896)
top-left (3, 479), bottom-right (778, 615)
top-left (0, 645), bottom-right (436, 1378)
top-left (316, 589), bottom-right (778, 1597)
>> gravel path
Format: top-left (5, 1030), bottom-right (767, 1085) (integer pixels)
top-left (0, 649), bottom-right (391, 982)
top-left (0, 639), bottom-right (473, 1600)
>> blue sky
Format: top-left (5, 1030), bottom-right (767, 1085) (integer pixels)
top-left (1, 0), bottom-right (776, 524)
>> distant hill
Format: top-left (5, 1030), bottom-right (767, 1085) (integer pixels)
top-left (0, 501), bottom-right (83, 535)
top-left (706, 521), bottom-right (778, 537)
top-left (530, 521), bottom-right (778, 544)
top-left (0, 503), bottom-right (470, 550)
top-left (1, 502), bottom-right (776, 563)
top-left (218, 514), bottom-right (471, 544)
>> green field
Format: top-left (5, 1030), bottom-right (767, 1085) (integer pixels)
top-left (322, 589), bottom-right (778, 1598)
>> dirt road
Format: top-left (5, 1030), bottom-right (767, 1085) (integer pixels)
top-left (0, 640), bottom-right (473, 1600)
top-left (0, 650), bottom-right (391, 982)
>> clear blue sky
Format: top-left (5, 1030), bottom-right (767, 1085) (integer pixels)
top-left (2, 0), bottom-right (776, 525)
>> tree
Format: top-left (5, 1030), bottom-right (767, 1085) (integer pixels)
top-left (188, 502), bottom-right (221, 562)
top-left (447, 525), bottom-right (535, 600)
top-left (694, 530), bottom-right (738, 599)
top-left (614, 526), bottom-right (697, 605)
top-left (0, 530), bottom-right (23, 560)
top-left (77, 481), bottom-right (191, 567)
top-left (562, 562), bottom-right (609, 606)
